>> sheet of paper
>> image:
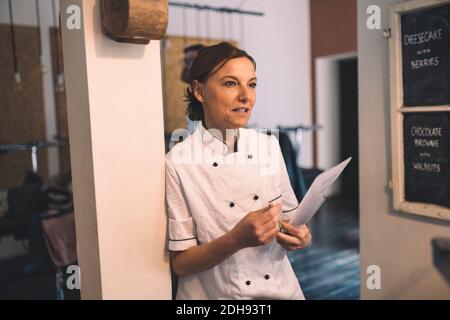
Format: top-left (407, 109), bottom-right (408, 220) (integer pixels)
top-left (290, 157), bottom-right (352, 226)
top-left (271, 157), bottom-right (352, 260)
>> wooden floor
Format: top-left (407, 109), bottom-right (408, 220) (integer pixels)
top-left (288, 196), bottom-right (360, 300)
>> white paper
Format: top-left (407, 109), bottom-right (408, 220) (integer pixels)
top-left (290, 157), bottom-right (352, 226)
top-left (271, 157), bottom-right (352, 259)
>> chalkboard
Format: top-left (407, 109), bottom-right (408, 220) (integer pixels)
top-left (402, 4), bottom-right (450, 106)
top-left (404, 112), bottom-right (450, 207)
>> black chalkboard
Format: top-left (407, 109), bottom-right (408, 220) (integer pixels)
top-left (404, 112), bottom-right (450, 207)
top-left (402, 4), bottom-right (450, 106)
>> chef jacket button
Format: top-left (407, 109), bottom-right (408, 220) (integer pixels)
top-left (245, 280), bottom-right (251, 286)
top-left (264, 274), bottom-right (270, 280)
top-left (213, 162), bottom-right (219, 167)
top-left (229, 202), bottom-right (235, 208)
top-left (248, 154), bottom-right (253, 159)
top-left (253, 195), bottom-right (259, 201)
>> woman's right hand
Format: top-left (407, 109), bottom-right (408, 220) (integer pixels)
top-left (229, 203), bottom-right (281, 250)
top-left (170, 203), bottom-right (281, 277)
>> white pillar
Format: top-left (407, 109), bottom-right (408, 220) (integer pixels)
top-left (60, 0), bottom-right (171, 299)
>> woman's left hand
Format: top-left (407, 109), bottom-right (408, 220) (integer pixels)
top-left (276, 221), bottom-right (312, 251)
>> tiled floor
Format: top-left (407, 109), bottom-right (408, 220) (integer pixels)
top-left (288, 196), bottom-right (360, 300)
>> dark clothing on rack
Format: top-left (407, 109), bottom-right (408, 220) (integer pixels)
top-left (276, 131), bottom-right (303, 202)
top-left (7, 172), bottom-right (48, 219)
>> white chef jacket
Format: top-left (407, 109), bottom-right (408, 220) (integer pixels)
top-left (165, 121), bottom-right (305, 300)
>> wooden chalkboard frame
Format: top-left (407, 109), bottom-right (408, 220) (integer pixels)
top-left (389, 0), bottom-right (450, 221)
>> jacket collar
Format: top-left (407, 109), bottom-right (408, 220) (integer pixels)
top-left (193, 121), bottom-right (244, 156)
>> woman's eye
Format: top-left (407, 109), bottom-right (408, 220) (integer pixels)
top-left (224, 81), bottom-right (237, 87)
top-left (249, 83), bottom-right (257, 88)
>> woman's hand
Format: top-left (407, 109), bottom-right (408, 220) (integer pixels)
top-left (276, 221), bottom-right (312, 251)
top-left (229, 203), bottom-right (281, 250)
top-left (171, 206), bottom-right (281, 277)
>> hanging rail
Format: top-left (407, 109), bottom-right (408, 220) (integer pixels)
top-left (169, 1), bottom-right (264, 16)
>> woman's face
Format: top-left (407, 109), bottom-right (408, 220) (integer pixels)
top-left (194, 57), bottom-right (257, 130)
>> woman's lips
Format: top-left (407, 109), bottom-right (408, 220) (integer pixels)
top-left (232, 107), bottom-right (249, 113)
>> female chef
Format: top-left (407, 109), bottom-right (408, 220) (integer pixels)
top-left (165, 42), bottom-right (312, 300)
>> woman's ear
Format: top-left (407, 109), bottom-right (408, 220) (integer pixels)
top-left (192, 80), bottom-right (205, 103)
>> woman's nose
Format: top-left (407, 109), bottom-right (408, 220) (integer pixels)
top-left (238, 87), bottom-right (250, 104)
top-left (239, 95), bottom-right (248, 104)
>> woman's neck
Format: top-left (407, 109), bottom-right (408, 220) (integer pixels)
top-left (203, 121), bottom-right (239, 151)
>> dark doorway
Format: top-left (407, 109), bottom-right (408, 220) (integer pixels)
top-left (339, 58), bottom-right (359, 211)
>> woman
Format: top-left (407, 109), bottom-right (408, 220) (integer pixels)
top-left (166, 42), bottom-right (312, 300)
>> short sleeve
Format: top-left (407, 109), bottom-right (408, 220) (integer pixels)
top-left (272, 135), bottom-right (300, 221)
top-left (165, 158), bottom-right (198, 251)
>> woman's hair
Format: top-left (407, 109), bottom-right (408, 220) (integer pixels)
top-left (184, 42), bottom-right (256, 122)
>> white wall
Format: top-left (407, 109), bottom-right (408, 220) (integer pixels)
top-left (166, 0), bottom-right (313, 167)
top-left (0, 0), bottom-right (61, 177)
top-left (316, 56), bottom-right (341, 193)
top-left (358, 0), bottom-right (450, 299)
